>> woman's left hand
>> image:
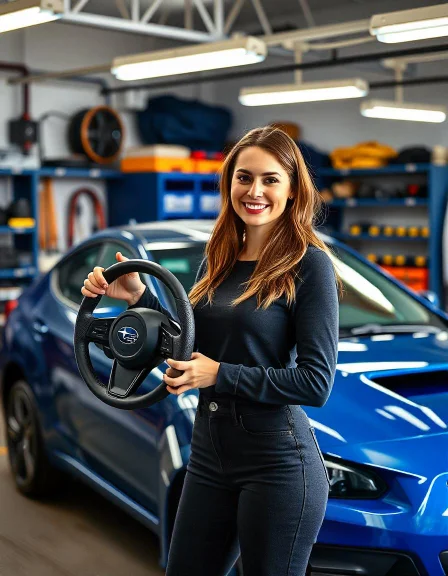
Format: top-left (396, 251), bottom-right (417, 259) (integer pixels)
top-left (163, 352), bottom-right (220, 395)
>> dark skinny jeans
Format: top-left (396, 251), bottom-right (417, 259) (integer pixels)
top-left (166, 392), bottom-right (330, 576)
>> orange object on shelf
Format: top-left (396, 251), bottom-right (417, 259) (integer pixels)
top-left (120, 157), bottom-right (196, 173)
top-left (380, 265), bottom-right (428, 292)
top-left (194, 159), bottom-right (224, 174)
top-left (39, 178), bottom-right (58, 251)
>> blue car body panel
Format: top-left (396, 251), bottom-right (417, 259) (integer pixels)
top-left (0, 221), bottom-right (447, 575)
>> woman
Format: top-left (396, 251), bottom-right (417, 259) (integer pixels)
top-left (81, 126), bottom-right (341, 576)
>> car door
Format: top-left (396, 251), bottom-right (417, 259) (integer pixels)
top-left (67, 241), bottom-right (165, 514)
top-left (33, 243), bottom-right (104, 457)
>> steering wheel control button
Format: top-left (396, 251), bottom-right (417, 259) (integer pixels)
top-left (209, 402), bottom-right (218, 412)
top-left (86, 318), bottom-right (113, 344)
top-left (159, 326), bottom-right (174, 357)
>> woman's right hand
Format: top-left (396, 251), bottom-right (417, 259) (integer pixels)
top-left (80, 252), bottom-right (146, 306)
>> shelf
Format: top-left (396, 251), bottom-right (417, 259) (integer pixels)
top-left (38, 167), bottom-right (122, 179)
top-left (0, 267), bottom-right (36, 279)
top-left (336, 233), bottom-right (429, 242)
top-left (326, 198), bottom-right (427, 207)
top-left (0, 167), bottom-right (122, 178)
top-left (319, 164), bottom-right (431, 177)
top-left (0, 226), bottom-right (35, 234)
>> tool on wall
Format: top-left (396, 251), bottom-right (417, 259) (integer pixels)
top-left (39, 178), bottom-right (58, 252)
top-left (0, 62), bottom-right (38, 156)
top-left (69, 106), bottom-right (124, 165)
top-left (67, 188), bottom-right (106, 248)
top-left (39, 106), bottom-right (124, 168)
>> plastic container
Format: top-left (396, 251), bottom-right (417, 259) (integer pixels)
top-left (381, 265), bottom-right (428, 291)
top-left (194, 159), bottom-right (224, 174)
top-left (121, 157), bottom-right (196, 173)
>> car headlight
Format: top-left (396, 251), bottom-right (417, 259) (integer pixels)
top-left (325, 458), bottom-right (388, 499)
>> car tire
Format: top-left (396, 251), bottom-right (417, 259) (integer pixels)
top-left (6, 379), bottom-right (61, 498)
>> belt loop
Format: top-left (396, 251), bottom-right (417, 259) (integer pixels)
top-left (230, 399), bottom-right (239, 427)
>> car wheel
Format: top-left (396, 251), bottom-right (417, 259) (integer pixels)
top-left (6, 379), bottom-right (60, 497)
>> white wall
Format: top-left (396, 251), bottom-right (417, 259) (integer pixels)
top-left (213, 0), bottom-right (448, 152)
top-left (0, 20), bottom-right (216, 159)
top-left (0, 20), bottom-right (217, 253)
top-left (213, 58), bottom-right (448, 152)
top-left (1, 0), bottom-right (447, 157)
top-left (1, 1), bottom-right (448, 255)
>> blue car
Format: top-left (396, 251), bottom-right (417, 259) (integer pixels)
top-left (1, 219), bottom-right (447, 576)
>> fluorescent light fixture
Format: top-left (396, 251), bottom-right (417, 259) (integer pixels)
top-left (361, 99), bottom-right (446, 123)
top-left (371, 4), bottom-right (448, 43)
top-left (239, 78), bottom-right (368, 106)
top-left (0, 0), bottom-right (63, 33)
top-left (111, 36), bottom-right (266, 81)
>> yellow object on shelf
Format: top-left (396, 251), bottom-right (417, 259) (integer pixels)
top-left (368, 225), bottom-right (380, 236)
top-left (415, 256), bottom-right (427, 267)
top-left (367, 253), bottom-right (378, 263)
top-left (420, 226), bottom-right (429, 237)
top-left (395, 255), bottom-right (406, 266)
top-left (383, 225), bottom-right (394, 236)
top-left (383, 254), bottom-right (394, 265)
top-left (408, 226), bottom-right (419, 237)
top-left (349, 224), bottom-right (361, 236)
top-left (330, 141), bottom-right (397, 169)
top-left (396, 226), bottom-right (407, 237)
top-left (121, 156), bottom-right (196, 173)
top-left (8, 217), bottom-right (35, 228)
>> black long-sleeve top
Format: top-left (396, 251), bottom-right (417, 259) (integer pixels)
top-left (128, 245), bottom-right (339, 407)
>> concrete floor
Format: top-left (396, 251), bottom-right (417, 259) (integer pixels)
top-left (0, 413), bottom-right (165, 576)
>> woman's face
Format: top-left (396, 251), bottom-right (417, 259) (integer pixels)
top-left (230, 146), bottom-right (292, 229)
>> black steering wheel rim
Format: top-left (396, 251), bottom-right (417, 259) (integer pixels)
top-left (74, 259), bottom-right (195, 410)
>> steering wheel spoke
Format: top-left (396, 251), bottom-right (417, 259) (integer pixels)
top-left (86, 317), bottom-right (114, 345)
top-left (107, 361), bottom-right (149, 398)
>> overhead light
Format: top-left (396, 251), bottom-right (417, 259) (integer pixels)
top-left (111, 36), bottom-right (266, 81)
top-left (239, 78), bottom-right (368, 106)
top-left (370, 4), bottom-right (448, 43)
top-left (0, 0), bottom-right (63, 33)
top-left (361, 99), bottom-right (446, 123)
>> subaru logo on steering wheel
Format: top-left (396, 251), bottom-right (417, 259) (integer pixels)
top-left (118, 326), bottom-right (139, 344)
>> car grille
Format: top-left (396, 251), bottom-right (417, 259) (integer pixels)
top-left (309, 545), bottom-right (422, 576)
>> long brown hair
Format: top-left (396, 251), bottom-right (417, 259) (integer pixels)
top-left (189, 125), bottom-right (343, 310)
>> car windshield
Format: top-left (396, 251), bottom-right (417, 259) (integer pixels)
top-left (146, 241), bottom-right (206, 293)
top-left (330, 243), bottom-right (446, 335)
top-left (145, 239), bottom-right (446, 335)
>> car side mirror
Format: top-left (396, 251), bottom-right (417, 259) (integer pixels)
top-left (418, 290), bottom-right (440, 309)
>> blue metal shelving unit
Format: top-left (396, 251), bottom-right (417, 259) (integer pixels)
top-left (106, 171), bottom-right (220, 226)
top-left (317, 163), bottom-right (448, 307)
top-left (0, 166), bottom-right (122, 290)
top-left (334, 232), bottom-right (429, 242)
top-left (38, 167), bottom-right (122, 180)
top-left (0, 170), bottom-right (39, 291)
top-left (318, 163), bottom-right (431, 177)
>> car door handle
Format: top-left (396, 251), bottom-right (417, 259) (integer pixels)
top-left (32, 319), bottom-right (49, 334)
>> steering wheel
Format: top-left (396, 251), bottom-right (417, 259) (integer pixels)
top-left (74, 259), bottom-right (195, 410)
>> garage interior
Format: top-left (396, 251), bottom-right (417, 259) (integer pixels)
top-left (0, 1), bottom-right (448, 575)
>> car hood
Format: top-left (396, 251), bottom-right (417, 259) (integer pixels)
top-left (307, 331), bottom-right (448, 450)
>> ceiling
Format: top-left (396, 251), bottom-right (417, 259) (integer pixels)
top-left (79, 0), bottom-right (432, 37)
